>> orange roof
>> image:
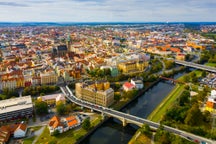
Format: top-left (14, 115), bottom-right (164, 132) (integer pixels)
top-left (49, 116), bottom-right (62, 129)
top-left (16, 124), bottom-right (27, 132)
top-left (170, 48), bottom-right (181, 53)
top-left (66, 116), bottom-right (78, 127)
top-left (0, 128), bottom-right (10, 143)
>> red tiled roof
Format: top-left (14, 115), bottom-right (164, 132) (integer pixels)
top-left (123, 82), bottom-right (135, 89)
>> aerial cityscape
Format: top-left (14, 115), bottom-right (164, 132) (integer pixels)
top-left (0, 0), bottom-right (216, 144)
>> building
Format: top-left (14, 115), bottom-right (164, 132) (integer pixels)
top-left (118, 60), bottom-right (148, 74)
top-left (176, 53), bottom-right (185, 61)
top-left (123, 82), bottom-right (136, 92)
top-left (0, 96), bottom-right (33, 121)
top-left (37, 93), bottom-right (66, 106)
top-left (65, 116), bottom-right (80, 129)
top-left (205, 90), bottom-right (216, 113)
top-left (0, 122), bottom-right (27, 143)
top-left (131, 78), bottom-right (144, 90)
top-left (75, 81), bottom-right (114, 107)
top-left (13, 123), bottom-right (27, 138)
top-left (0, 127), bottom-right (10, 144)
top-left (48, 115), bottom-right (80, 135)
top-left (48, 116), bottom-right (64, 134)
top-left (100, 66), bottom-right (119, 77)
top-left (53, 45), bottom-right (68, 57)
top-left (40, 71), bottom-right (58, 85)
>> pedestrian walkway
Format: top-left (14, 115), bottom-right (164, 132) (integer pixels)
top-left (32, 126), bottom-right (46, 144)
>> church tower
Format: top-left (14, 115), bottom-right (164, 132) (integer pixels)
top-left (66, 34), bottom-right (72, 52)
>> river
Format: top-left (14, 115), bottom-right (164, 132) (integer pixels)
top-left (80, 72), bottom-right (186, 144)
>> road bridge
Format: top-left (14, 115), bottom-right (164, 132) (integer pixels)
top-left (175, 60), bottom-right (216, 73)
top-left (60, 86), bottom-right (215, 144)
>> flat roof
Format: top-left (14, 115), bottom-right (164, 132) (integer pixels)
top-left (0, 96), bottom-right (33, 114)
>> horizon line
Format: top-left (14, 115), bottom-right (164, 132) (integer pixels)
top-left (0, 21), bottom-right (216, 23)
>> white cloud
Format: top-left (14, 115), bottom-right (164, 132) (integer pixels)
top-left (0, 0), bottom-right (214, 22)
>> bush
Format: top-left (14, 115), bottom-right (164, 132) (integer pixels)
top-left (82, 118), bottom-right (91, 130)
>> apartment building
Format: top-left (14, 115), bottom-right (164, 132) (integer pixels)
top-left (40, 71), bottom-right (58, 85)
top-left (75, 81), bottom-right (114, 107)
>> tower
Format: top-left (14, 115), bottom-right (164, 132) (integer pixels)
top-left (66, 34), bottom-right (72, 52)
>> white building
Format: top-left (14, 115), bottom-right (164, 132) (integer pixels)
top-left (14, 123), bottom-right (27, 138)
top-left (123, 82), bottom-right (136, 92)
top-left (0, 96), bottom-right (33, 121)
top-left (131, 78), bottom-right (144, 90)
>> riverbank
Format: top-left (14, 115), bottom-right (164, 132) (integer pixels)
top-left (118, 79), bottom-right (161, 111)
top-left (77, 79), bottom-right (161, 144)
top-left (129, 71), bottom-right (188, 144)
top-left (147, 84), bottom-right (184, 122)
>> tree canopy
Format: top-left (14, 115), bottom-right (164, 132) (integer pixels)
top-left (35, 101), bottom-right (48, 115)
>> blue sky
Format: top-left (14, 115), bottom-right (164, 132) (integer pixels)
top-left (0, 0), bottom-right (215, 22)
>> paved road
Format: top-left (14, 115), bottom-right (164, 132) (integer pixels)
top-left (61, 86), bottom-right (215, 144)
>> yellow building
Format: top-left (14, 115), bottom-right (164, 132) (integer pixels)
top-left (176, 53), bottom-right (185, 61)
top-left (37, 93), bottom-right (66, 106)
top-left (75, 81), bottom-right (114, 107)
top-left (118, 60), bottom-right (148, 74)
top-left (40, 71), bottom-right (58, 85)
top-left (16, 77), bottom-right (25, 88)
top-left (187, 41), bottom-right (205, 50)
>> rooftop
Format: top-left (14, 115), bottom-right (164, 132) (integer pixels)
top-left (0, 96), bottom-right (33, 114)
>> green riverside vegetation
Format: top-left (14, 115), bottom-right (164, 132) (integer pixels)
top-left (148, 84), bottom-right (184, 122)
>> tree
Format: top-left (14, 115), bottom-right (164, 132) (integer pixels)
top-left (184, 104), bottom-right (203, 126)
top-left (202, 71), bottom-right (207, 77)
top-left (140, 124), bottom-right (152, 137)
top-left (48, 140), bottom-right (57, 144)
top-left (114, 93), bottom-right (121, 101)
top-left (185, 54), bottom-right (191, 61)
top-left (179, 91), bottom-right (190, 106)
top-left (82, 118), bottom-right (91, 130)
top-left (52, 129), bottom-right (60, 136)
top-left (164, 60), bottom-right (174, 70)
top-left (203, 110), bottom-right (211, 123)
top-left (154, 125), bottom-right (172, 144)
top-left (56, 102), bottom-right (66, 115)
top-left (35, 101), bottom-right (48, 115)
top-left (183, 75), bottom-right (190, 83)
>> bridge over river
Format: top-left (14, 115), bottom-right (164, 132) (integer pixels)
top-left (60, 86), bottom-right (215, 144)
top-left (175, 60), bottom-right (216, 73)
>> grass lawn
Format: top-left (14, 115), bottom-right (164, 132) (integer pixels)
top-left (36, 126), bottom-right (87, 144)
top-left (128, 132), bottom-right (151, 144)
top-left (111, 99), bottom-right (128, 110)
top-left (36, 114), bottom-right (101, 144)
top-left (177, 70), bottom-right (202, 82)
top-left (205, 63), bottom-right (216, 67)
top-left (147, 84), bottom-right (184, 122)
top-left (29, 126), bottom-right (42, 132)
top-left (23, 136), bottom-right (36, 144)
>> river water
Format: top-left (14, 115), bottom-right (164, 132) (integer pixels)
top-left (80, 72), bottom-right (186, 144)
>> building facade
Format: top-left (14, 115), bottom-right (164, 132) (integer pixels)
top-left (75, 81), bottom-right (114, 107)
top-left (40, 71), bottom-right (58, 85)
top-left (37, 93), bottom-right (66, 106)
top-left (0, 96), bottom-right (33, 121)
top-left (118, 60), bottom-right (148, 74)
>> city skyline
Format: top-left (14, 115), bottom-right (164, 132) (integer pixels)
top-left (0, 0), bottom-right (215, 22)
